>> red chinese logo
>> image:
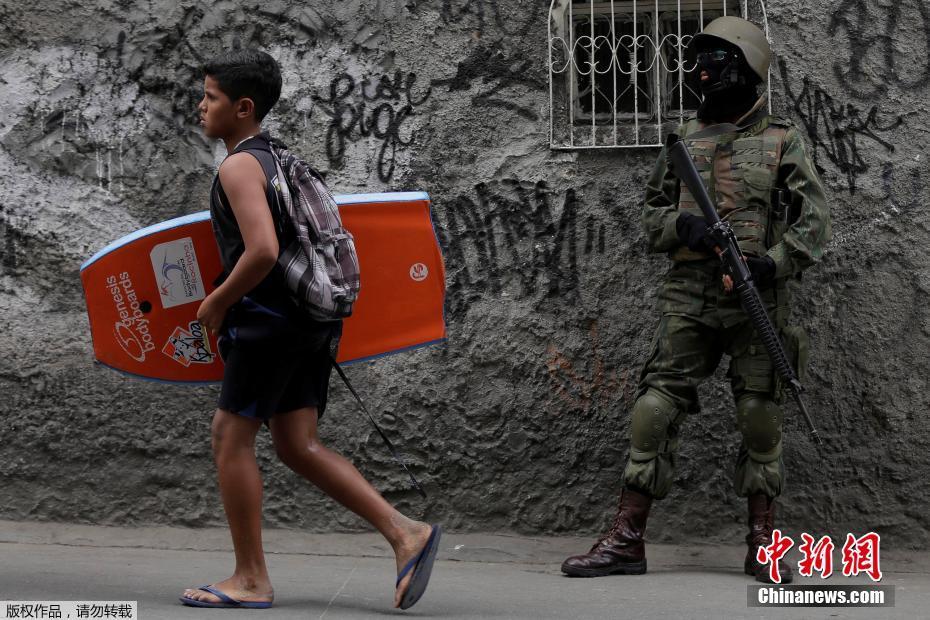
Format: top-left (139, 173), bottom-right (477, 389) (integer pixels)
top-left (756, 528), bottom-right (795, 584)
top-left (798, 533), bottom-right (835, 579)
top-left (756, 531), bottom-right (883, 583)
top-left (841, 532), bottom-right (882, 582)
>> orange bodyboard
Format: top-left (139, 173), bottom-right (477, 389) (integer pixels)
top-left (80, 192), bottom-right (446, 383)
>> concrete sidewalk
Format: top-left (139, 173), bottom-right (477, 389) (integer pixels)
top-left (0, 521), bottom-right (926, 619)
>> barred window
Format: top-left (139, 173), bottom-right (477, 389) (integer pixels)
top-left (548, 0), bottom-right (771, 149)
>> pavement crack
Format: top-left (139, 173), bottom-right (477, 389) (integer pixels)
top-left (319, 564), bottom-right (357, 619)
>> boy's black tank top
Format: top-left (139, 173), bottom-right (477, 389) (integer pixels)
top-left (209, 132), bottom-right (294, 311)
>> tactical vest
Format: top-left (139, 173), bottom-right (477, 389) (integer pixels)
top-left (671, 116), bottom-right (789, 262)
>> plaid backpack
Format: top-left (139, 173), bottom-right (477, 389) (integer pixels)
top-left (267, 140), bottom-right (360, 321)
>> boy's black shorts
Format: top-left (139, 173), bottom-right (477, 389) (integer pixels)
top-left (217, 296), bottom-right (341, 422)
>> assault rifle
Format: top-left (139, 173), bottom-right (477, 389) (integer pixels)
top-left (665, 134), bottom-right (824, 452)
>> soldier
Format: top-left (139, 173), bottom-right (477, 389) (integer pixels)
top-left (561, 16), bottom-right (831, 583)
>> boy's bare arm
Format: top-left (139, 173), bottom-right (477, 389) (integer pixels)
top-left (197, 153), bottom-right (279, 333)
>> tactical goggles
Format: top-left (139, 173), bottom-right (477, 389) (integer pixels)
top-left (696, 49), bottom-right (735, 65)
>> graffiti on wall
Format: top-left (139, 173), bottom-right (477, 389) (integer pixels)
top-left (431, 45), bottom-right (543, 121)
top-left (434, 180), bottom-right (607, 319)
top-left (778, 60), bottom-right (903, 194)
top-left (2, 0), bottom-right (345, 198)
top-left (313, 70), bottom-right (432, 182)
top-left (440, 0), bottom-right (543, 37)
top-left (828, 0), bottom-right (930, 99)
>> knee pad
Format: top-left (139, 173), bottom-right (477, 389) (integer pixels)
top-left (736, 395), bottom-right (783, 463)
top-left (630, 389), bottom-right (681, 461)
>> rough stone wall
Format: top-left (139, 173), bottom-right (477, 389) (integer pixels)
top-left (1, 0), bottom-right (928, 548)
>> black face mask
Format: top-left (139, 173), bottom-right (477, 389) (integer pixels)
top-left (697, 48), bottom-right (747, 94)
top-left (694, 46), bottom-right (759, 121)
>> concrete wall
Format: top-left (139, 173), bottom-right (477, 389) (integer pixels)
top-left (1, 0), bottom-right (928, 548)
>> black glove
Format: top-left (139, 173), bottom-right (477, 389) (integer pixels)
top-left (676, 212), bottom-right (716, 253)
top-left (746, 255), bottom-right (776, 289)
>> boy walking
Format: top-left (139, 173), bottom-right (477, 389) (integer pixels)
top-left (180, 49), bottom-right (440, 610)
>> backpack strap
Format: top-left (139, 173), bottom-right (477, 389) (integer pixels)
top-left (330, 358), bottom-right (428, 500)
top-left (232, 145), bottom-right (291, 242)
top-left (232, 132), bottom-right (274, 154)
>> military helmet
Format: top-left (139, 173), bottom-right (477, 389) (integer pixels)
top-left (691, 16), bottom-right (771, 83)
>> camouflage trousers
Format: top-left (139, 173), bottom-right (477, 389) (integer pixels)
top-left (622, 259), bottom-right (794, 500)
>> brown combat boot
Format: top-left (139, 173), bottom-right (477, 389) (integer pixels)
top-left (744, 493), bottom-right (793, 583)
top-left (561, 487), bottom-right (652, 577)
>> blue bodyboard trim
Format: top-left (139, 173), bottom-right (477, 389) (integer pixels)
top-left (80, 211), bottom-right (212, 271)
top-left (94, 338), bottom-right (446, 384)
top-left (422, 197), bottom-right (449, 344)
top-left (339, 338), bottom-right (447, 366)
top-left (80, 192), bottom-right (431, 271)
top-left (93, 359), bottom-right (221, 385)
top-left (334, 191), bottom-right (430, 205)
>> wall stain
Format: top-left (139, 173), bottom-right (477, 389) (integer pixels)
top-left (546, 320), bottom-right (634, 414)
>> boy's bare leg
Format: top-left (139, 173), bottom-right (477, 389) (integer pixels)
top-left (269, 407), bottom-right (432, 608)
top-left (182, 409), bottom-right (274, 604)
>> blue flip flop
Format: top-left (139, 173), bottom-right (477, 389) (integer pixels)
top-left (179, 584), bottom-right (273, 609)
top-left (397, 524), bottom-right (442, 610)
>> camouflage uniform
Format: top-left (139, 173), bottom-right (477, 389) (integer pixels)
top-left (622, 113), bottom-right (831, 500)
top-left (561, 15), bottom-right (823, 583)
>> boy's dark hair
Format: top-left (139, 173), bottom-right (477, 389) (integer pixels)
top-left (202, 49), bottom-right (282, 122)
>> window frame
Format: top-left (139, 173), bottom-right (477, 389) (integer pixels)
top-left (548, 0), bottom-right (772, 149)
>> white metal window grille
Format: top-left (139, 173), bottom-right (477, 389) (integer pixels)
top-left (548, 0), bottom-right (771, 149)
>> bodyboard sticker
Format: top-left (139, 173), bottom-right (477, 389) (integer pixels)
top-left (409, 262), bottom-right (429, 282)
top-left (162, 321), bottom-right (216, 367)
top-left (150, 237), bottom-right (205, 308)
